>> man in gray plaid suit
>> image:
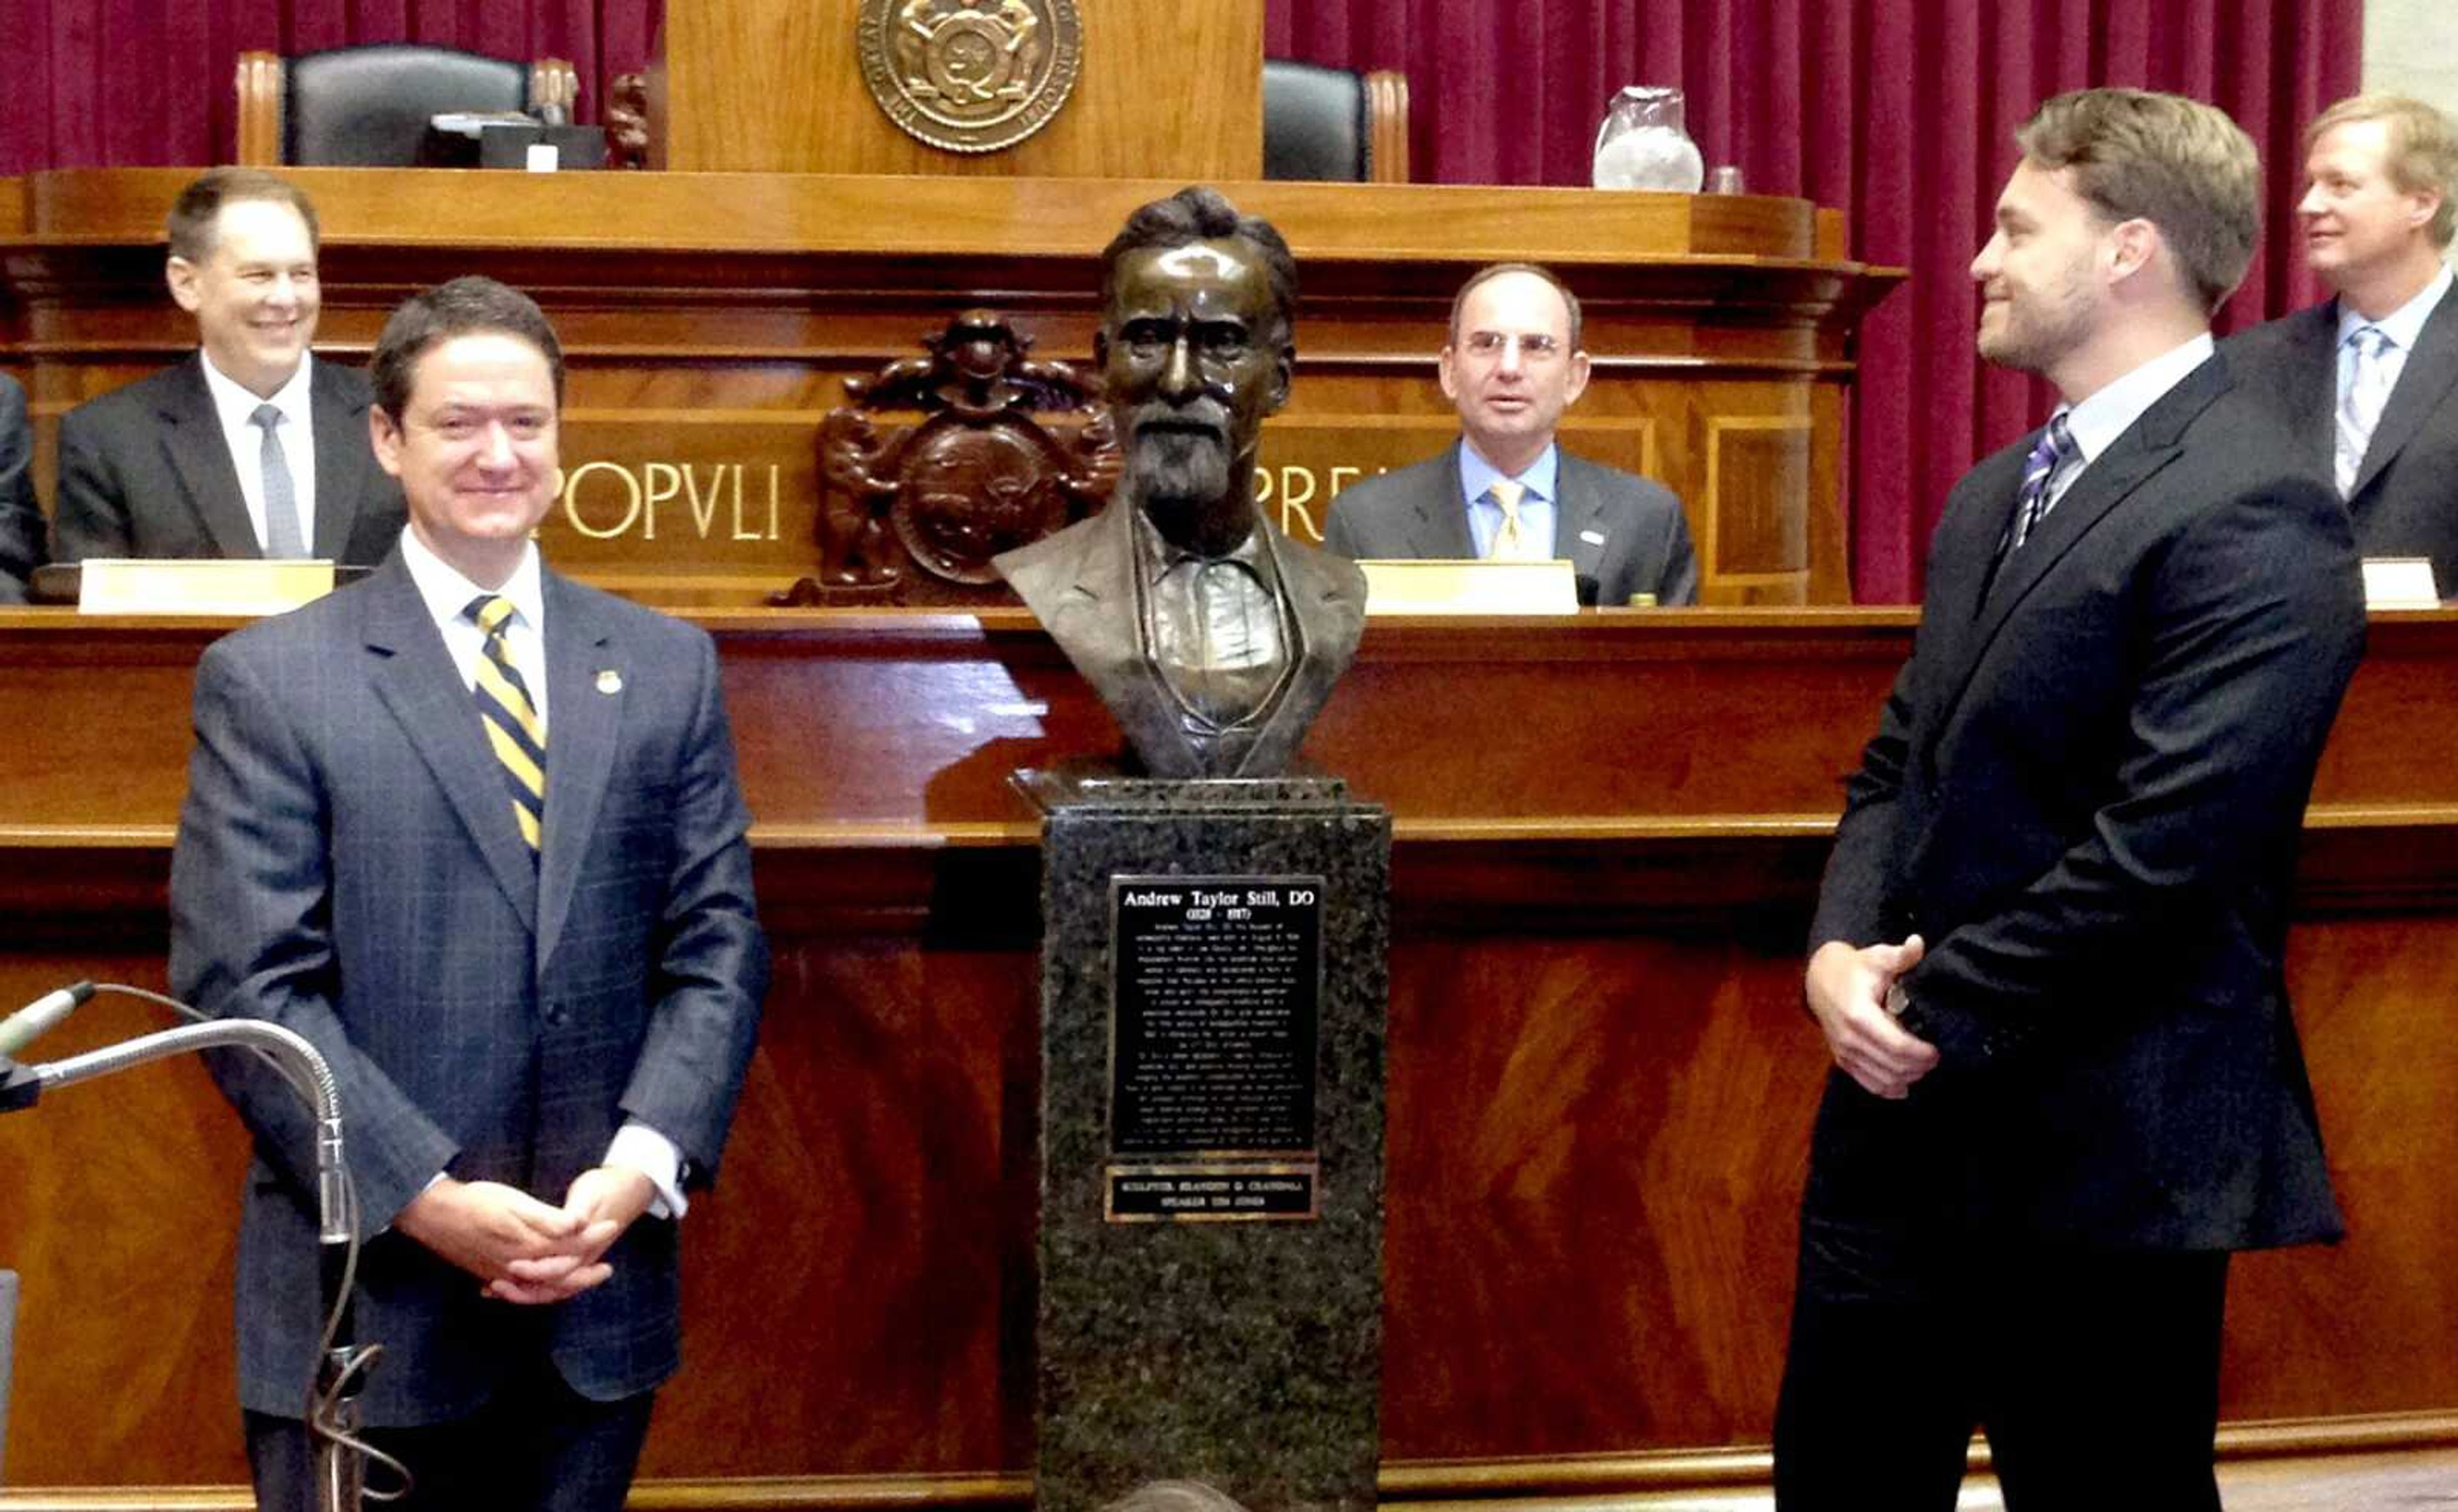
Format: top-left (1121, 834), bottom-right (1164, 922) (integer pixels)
top-left (170, 277), bottom-right (768, 1511)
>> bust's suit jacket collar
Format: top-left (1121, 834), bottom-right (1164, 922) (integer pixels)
top-left (353, 554), bottom-right (629, 976)
top-left (1927, 350), bottom-right (2237, 730)
top-left (153, 352), bottom-right (386, 559)
top-left (1036, 499), bottom-right (1365, 777)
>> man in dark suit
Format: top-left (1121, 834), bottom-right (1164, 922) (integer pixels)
top-left (52, 168), bottom-right (404, 567)
top-left (0, 374), bottom-right (42, 602)
top-left (1774, 90), bottom-right (2366, 1511)
top-left (2227, 93), bottom-right (2457, 597)
top-left (998, 186), bottom-right (1367, 778)
top-left (1320, 263), bottom-right (1697, 606)
top-left (170, 277), bottom-right (767, 1512)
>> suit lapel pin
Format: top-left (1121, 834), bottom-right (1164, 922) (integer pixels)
top-left (1579, 529), bottom-right (1608, 546)
top-left (597, 669), bottom-right (623, 695)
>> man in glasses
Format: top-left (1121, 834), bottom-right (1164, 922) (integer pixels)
top-left (1321, 262), bottom-right (1697, 606)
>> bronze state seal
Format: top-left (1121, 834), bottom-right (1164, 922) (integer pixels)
top-left (856, 0), bottom-right (1084, 155)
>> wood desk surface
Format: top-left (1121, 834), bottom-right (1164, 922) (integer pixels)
top-left (2, 609), bottom-right (2452, 1504)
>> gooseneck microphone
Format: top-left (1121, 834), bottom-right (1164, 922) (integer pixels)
top-left (1, 983), bottom-right (385, 1511)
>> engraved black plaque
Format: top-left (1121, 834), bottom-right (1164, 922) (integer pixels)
top-left (1110, 875), bottom-right (1324, 1157)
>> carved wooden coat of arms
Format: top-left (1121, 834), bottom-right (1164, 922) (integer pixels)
top-left (776, 310), bottom-right (1118, 606)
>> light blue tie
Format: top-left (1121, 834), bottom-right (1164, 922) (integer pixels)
top-left (2335, 325), bottom-right (2394, 499)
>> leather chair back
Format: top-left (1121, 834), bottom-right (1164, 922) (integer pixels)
top-left (284, 44), bottom-right (531, 166)
top-left (1264, 60), bottom-right (1372, 182)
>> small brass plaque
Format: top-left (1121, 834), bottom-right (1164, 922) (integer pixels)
top-left (77, 558), bottom-right (339, 616)
top-left (856, 0), bottom-right (1084, 155)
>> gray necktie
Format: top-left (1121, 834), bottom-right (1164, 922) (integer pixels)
top-left (250, 403), bottom-right (307, 558)
top-left (2335, 325), bottom-right (2395, 500)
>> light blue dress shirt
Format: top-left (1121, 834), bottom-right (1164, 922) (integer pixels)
top-left (2334, 261), bottom-right (2454, 416)
top-left (1457, 441), bottom-right (1561, 559)
top-left (2035, 332), bottom-right (2217, 520)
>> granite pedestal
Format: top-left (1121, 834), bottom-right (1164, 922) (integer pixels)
top-left (1024, 772), bottom-right (1391, 1512)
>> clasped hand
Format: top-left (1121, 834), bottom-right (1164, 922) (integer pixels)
top-left (396, 1165), bottom-right (657, 1305)
top-left (1804, 935), bottom-right (1940, 1100)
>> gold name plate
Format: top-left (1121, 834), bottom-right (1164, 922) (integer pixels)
top-left (77, 558), bottom-right (339, 616)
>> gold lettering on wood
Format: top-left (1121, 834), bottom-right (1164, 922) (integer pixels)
top-left (559, 461), bottom-right (787, 543)
top-left (1254, 463), bottom-right (1381, 545)
top-left (642, 463), bottom-right (683, 541)
top-left (684, 464), bottom-right (726, 539)
top-left (563, 461), bottom-right (643, 540)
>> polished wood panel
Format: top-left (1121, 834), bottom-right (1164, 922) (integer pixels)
top-left (0, 170), bottom-right (1900, 606)
top-left (8, 609), bottom-right (2454, 1502)
top-left (234, 52), bottom-right (280, 166)
top-left (1364, 71), bottom-right (1411, 184)
top-left (1702, 415), bottom-right (1813, 600)
top-left (659, 0), bottom-right (1262, 179)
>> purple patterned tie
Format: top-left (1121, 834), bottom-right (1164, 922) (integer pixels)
top-left (2008, 412), bottom-right (2076, 552)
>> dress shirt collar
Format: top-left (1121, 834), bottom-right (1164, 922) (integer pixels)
top-left (2337, 261), bottom-right (2454, 353)
top-left (398, 523), bottom-right (547, 645)
top-left (1132, 503), bottom-right (1279, 586)
top-left (2055, 332), bottom-right (2215, 470)
top-left (199, 348), bottom-right (314, 433)
top-left (1457, 438), bottom-right (1561, 510)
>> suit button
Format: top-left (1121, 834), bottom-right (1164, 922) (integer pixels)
top-left (545, 1004), bottom-right (570, 1027)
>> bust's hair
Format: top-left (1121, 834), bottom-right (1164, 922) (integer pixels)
top-left (1100, 186), bottom-right (1299, 342)
top-left (2016, 88), bottom-right (2260, 314)
top-left (1096, 1481), bottom-right (1253, 1512)
top-left (166, 168), bottom-right (320, 264)
top-left (370, 276), bottom-right (566, 420)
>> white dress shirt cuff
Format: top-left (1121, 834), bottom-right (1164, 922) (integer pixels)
top-left (606, 1120), bottom-right (689, 1220)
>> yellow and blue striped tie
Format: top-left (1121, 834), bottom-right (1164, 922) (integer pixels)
top-left (466, 594), bottom-right (546, 855)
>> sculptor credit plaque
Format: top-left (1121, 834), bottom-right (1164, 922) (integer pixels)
top-left (1107, 875), bottom-right (1325, 1221)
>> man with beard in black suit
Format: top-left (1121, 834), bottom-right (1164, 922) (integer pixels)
top-left (1776, 90), bottom-right (2366, 1511)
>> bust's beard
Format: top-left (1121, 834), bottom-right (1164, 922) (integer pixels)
top-left (1130, 428), bottom-right (1230, 508)
top-left (1125, 426), bottom-right (1253, 554)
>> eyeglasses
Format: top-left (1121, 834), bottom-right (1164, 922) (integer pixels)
top-left (1461, 330), bottom-right (1565, 362)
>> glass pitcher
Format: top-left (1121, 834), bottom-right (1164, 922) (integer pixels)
top-left (1593, 86), bottom-right (1706, 192)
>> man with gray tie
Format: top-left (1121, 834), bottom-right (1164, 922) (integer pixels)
top-left (1321, 262), bottom-right (1698, 606)
top-left (2228, 94), bottom-right (2458, 596)
top-left (51, 168), bottom-right (404, 567)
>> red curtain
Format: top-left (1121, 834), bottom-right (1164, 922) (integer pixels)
top-left (1268, 0), bottom-right (2363, 600)
top-left (3, 1), bottom-right (2363, 599)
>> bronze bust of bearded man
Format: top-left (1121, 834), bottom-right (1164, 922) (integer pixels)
top-left (995, 186), bottom-right (1368, 778)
